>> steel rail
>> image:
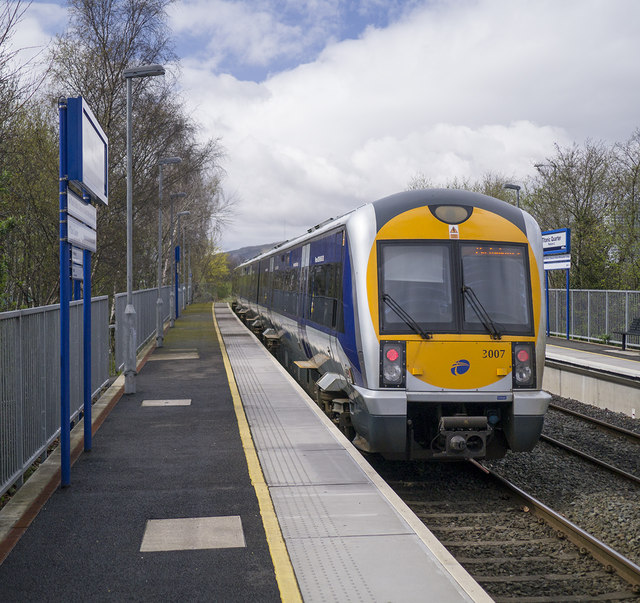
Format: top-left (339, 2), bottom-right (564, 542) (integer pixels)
top-left (539, 434), bottom-right (640, 485)
top-left (470, 459), bottom-right (640, 592)
top-left (548, 403), bottom-right (640, 442)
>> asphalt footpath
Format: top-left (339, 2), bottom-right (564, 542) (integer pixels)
top-left (0, 303), bottom-right (281, 601)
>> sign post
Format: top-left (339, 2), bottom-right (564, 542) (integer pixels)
top-left (58, 96), bottom-right (108, 486)
top-left (58, 99), bottom-right (71, 487)
top-left (542, 228), bottom-right (571, 340)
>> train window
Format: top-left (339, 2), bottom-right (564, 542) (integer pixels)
top-left (461, 243), bottom-right (533, 334)
top-left (258, 259), bottom-right (271, 306)
top-left (379, 243), bottom-right (455, 333)
top-left (283, 248), bottom-right (302, 315)
top-left (271, 253), bottom-right (288, 312)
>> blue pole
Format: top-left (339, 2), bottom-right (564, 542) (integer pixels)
top-left (175, 245), bottom-right (180, 319)
top-left (83, 248), bottom-right (92, 451)
top-left (59, 99), bottom-right (71, 487)
top-left (545, 269), bottom-right (550, 337)
top-left (566, 268), bottom-right (570, 340)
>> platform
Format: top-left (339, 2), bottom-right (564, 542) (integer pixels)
top-left (544, 336), bottom-right (640, 417)
top-left (215, 303), bottom-right (489, 602)
top-left (0, 303), bottom-right (490, 602)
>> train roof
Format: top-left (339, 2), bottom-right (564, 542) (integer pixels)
top-left (237, 188), bottom-right (526, 267)
top-left (372, 188), bottom-right (526, 234)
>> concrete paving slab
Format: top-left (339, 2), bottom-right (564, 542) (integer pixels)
top-left (140, 516), bottom-right (246, 552)
top-left (141, 399), bottom-right (192, 406)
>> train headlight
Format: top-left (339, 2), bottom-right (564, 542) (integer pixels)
top-left (512, 342), bottom-right (535, 388)
top-left (380, 341), bottom-right (405, 388)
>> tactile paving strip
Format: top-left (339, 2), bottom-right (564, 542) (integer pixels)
top-left (215, 306), bottom-right (479, 603)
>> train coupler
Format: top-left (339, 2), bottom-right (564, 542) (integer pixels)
top-left (437, 416), bottom-right (491, 457)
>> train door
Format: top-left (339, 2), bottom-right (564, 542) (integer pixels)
top-left (300, 243), bottom-right (310, 315)
top-left (329, 230), bottom-right (346, 361)
top-left (298, 244), bottom-right (313, 359)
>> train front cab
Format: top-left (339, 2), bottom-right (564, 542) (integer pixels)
top-left (354, 197), bottom-right (551, 461)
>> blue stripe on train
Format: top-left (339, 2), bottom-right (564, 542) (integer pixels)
top-left (338, 236), bottom-right (363, 386)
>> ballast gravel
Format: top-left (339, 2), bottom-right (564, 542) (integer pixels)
top-left (486, 394), bottom-right (640, 567)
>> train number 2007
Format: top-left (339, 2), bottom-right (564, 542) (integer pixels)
top-left (482, 349), bottom-right (506, 359)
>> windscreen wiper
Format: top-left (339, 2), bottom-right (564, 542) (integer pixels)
top-left (382, 294), bottom-right (431, 340)
top-left (462, 285), bottom-right (502, 340)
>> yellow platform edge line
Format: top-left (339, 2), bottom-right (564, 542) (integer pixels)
top-left (211, 304), bottom-right (302, 603)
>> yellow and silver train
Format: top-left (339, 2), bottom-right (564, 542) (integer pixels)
top-left (233, 189), bottom-right (551, 460)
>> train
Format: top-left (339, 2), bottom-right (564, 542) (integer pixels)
top-left (232, 188), bottom-right (551, 460)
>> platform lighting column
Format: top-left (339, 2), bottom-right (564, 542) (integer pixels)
top-left (170, 192), bottom-right (187, 323)
top-left (156, 157), bottom-right (182, 347)
top-left (123, 63), bottom-right (165, 394)
top-left (177, 210), bottom-right (191, 314)
top-left (504, 183), bottom-right (521, 208)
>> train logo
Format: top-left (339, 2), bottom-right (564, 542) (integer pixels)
top-left (451, 359), bottom-right (470, 375)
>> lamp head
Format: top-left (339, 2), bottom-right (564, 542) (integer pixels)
top-left (159, 157), bottom-right (182, 166)
top-left (123, 64), bottom-right (165, 79)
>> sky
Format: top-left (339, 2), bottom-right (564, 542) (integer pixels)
top-left (10, 0), bottom-right (640, 251)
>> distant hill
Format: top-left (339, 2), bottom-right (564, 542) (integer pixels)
top-left (224, 242), bottom-right (280, 267)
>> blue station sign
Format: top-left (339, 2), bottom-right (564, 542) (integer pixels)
top-left (542, 228), bottom-right (570, 255)
top-left (66, 97), bottom-right (109, 205)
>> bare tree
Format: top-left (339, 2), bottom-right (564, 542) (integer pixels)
top-left (48, 0), bottom-right (230, 296)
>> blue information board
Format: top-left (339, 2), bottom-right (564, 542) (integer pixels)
top-left (67, 97), bottom-right (109, 206)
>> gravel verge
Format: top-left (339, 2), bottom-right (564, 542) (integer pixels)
top-left (486, 394), bottom-right (640, 567)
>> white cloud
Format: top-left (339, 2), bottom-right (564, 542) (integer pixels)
top-left (170, 0), bottom-right (344, 73)
top-left (9, 2), bottom-right (67, 69)
top-left (16, 0), bottom-right (636, 252)
top-left (178, 0), bottom-right (640, 251)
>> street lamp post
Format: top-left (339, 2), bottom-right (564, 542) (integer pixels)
top-left (123, 63), bottom-right (165, 395)
top-left (170, 192), bottom-right (187, 324)
top-left (177, 210), bottom-right (191, 314)
top-left (156, 157), bottom-right (181, 347)
top-left (504, 183), bottom-right (521, 208)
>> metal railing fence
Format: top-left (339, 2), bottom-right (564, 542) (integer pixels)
top-left (114, 286), bottom-right (172, 372)
top-left (549, 288), bottom-right (640, 347)
top-left (0, 296), bottom-right (109, 498)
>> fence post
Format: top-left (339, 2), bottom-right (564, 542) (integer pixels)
top-left (16, 311), bottom-right (24, 488)
top-left (625, 292), bottom-right (629, 331)
top-left (587, 290), bottom-right (591, 341)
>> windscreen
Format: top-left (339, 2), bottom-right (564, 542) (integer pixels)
top-left (379, 241), bottom-right (533, 335)
top-left (461, 244), bottom-right (532, 333)
top-left (379, 243), bottom-right (454, 332)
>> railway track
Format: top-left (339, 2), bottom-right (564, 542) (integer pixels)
top-left (372, 458), bottom-right (640, 602)
top-left (549, 402), bottom-right (640, 443)
top-left (543, 402), bottom-right (640, 485)
top-left (540, 433), bottom-right (640, 486)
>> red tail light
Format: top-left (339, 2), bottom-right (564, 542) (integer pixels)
top-left (513, 343), bottom-right (535, 388)
top-left (380, 341), bottom-right (405, 388)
